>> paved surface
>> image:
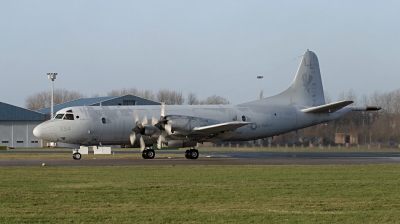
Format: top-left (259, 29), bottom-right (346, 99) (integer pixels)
top-left (1, 151), bottom-right (400, 166)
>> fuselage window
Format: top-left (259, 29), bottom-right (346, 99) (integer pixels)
top-left (76, 116), bottom-right (80, 119)
top-left (242, 115), bottom-right (246, 121)
top-left (55, 114), bottom-right (64, 119)
top-left (64, 114), bottom-right (74, 120)
top-left (102, 118), bottom-right (106, 124)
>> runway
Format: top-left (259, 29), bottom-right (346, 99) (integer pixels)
top-left (1, 151), bottom-right (400, 166)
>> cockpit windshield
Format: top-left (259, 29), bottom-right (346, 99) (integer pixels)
top-left (54, 113), bottom-right (74, 120)
top-left (64, 114), bottom-right (74, 120)
top-left (55, 114), bottom-right (64, 119)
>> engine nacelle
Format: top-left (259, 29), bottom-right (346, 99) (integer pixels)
top-left (140, 126), bottom-right (160, 136)
top-left (163, 140), bottom-right (197, 148)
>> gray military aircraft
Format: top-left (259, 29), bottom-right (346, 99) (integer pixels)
top-left (33, 50), bottom-right (380, 160)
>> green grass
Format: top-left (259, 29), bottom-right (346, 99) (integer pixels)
top-left (1, 165), bottom-right (400, 223)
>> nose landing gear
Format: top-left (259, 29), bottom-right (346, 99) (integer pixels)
top-left (73, 152), bottom-right (81, 160)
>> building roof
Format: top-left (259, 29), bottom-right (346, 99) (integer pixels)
top-left (0, 102), bottom-right (45, 121)
top-left (37, 94), bottom-right (160, 114)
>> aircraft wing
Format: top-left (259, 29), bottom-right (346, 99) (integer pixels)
top-left (191, 121), bottom-right (251, 143)
top-left (192, 121), bottom-right (251, 134)
top-left (301, 100), bottom-right (354, 113)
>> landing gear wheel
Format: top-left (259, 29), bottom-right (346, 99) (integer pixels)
top-left (73, 152), bottom-right (81, 160)
top-left (146, 149), bottom-right (155, 159)
top-left (142, 151), bottom-right (148, 159)
top-left (185, 149), bottom-right (199, 160)
top-left (142, 149), bottom-right (155, 159)
top-left (189, 149), bottom-right (199, 160)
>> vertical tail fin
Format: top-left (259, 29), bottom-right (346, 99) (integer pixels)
top-left (242, 50), bottom-right (325, 106)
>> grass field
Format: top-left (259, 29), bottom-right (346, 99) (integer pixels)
top-left (1, 165), bottom-right (400, 223)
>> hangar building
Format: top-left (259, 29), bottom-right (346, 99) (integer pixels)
top-left (0, 102), bottom-right (45, 148)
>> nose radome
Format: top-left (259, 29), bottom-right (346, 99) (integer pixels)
top-left (33, 125), bottom-right (41, 138)
top-left (33, 123), bottom-right (56, 141)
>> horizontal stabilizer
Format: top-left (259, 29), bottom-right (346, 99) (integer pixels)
top-left (192, 121), bottom-right (251, 134)
top-left (301, 100), bottom-right (354, 113)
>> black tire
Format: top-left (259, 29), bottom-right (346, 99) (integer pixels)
top-left (146, 149), bottom-right (155, 159)
top-left (142, 150), bottom-right (148, 159)
top-left (190, 149), bottom-right (199, 160)
top-left (185, 149), bottom-right (190, 159)
top-left (73, 152), bottom-right (81, 160)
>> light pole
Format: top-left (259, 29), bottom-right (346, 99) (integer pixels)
top-left (257, 76), bottom-right (263, 99)
top-left (47, 73), bottom-right (57, 118)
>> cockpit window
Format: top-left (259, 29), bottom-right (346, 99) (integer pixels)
top-left (64, 114), bottom-right (74, 120)
top-left (55, 114), bottom-right (64, 119)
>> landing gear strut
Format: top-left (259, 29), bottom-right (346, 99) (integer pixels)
top-left (142, 148), bottom-right (155, 159)
top-left (185, 148), bottom-right (199, 160)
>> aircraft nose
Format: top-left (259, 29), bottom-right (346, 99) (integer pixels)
top-left (33, 123), bottom-right (57, 141)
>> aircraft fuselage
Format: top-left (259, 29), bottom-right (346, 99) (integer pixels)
top-left (34, 104), bottom-right (351, 146)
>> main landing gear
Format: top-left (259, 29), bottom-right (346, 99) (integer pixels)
top-left (142, 148), bottom-right (155, 159)
top-left (185, 148), bottom-right (199, 160)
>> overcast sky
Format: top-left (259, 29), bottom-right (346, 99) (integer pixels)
top-left (1, 0), bottom-right (399, 108)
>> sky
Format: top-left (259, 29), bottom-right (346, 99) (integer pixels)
top-left (1, 0), bottom-right (399, 108)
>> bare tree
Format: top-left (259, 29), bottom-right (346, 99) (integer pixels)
top-left (156, 89), bottom-right (185, 105)
top-left (140, 89), bottom-right (156, 101)
top-left (200, 94), bottom-right (229, 105)
top-left (324, 91), bottom-right (331, 104)
top-left (25, 88), bottom-right (85, 110)
top-left (359, 93), bottom-right (369, 106)
top-left (187, 92), bottom-right (199, 105)
top-left (92, 93), bottom-right (100, 98)
top-left (338, 88), bottom-right (358, 105)
top-left (107, 87), bottom-right (139, 96)
top-left (107, 87), bottom-right (156, 101)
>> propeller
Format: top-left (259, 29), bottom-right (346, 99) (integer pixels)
top-left (130, 110), bottom-right (149, 150)
top-left (130, 103), bottom-right (169, 150)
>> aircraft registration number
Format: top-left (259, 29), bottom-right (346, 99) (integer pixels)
top-left (60, 126), bottom-right (70, 131)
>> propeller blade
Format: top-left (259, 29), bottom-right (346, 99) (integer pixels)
top-left (132, 110), bottom-right (141, 131)
top-left (142, 114), bottom-right (148, 126)
top-left (157, 135), bottom-right (163, 149)
top-left (133, 110), bottom-right (139, 123)
top-left (165, 123), bottom-right (172, 135)
top-left (140, 136), bottom-right (146, 151)
top-left (129, 133), bottom-right (136, 145)
top-left (161, 102), bottom-right (165, 117)
top-left (151, 116), bottom-right (158, 126)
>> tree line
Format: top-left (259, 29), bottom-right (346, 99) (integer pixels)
top-left (292, 89), bottom-right (400, 145)
top-left (25, 88), bottom-right (229, 111)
